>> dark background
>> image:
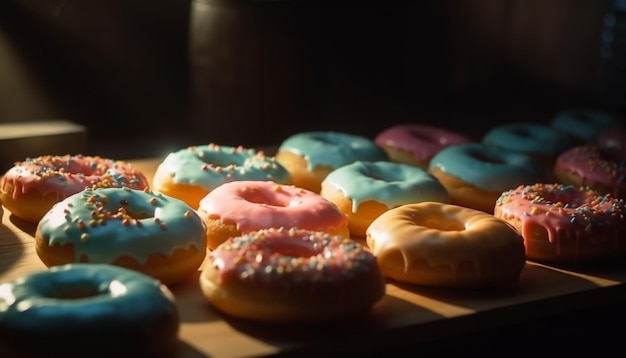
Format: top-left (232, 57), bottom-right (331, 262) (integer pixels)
top-left (0, 0), bottom-right (621, 157)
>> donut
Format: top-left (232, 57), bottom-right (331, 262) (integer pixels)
top-left (320, 160), bottom-right (449, 238)
top-left (199, 227), bottom-right (385, 323)
top-left (275, 131), bottom-right (389, 193)
top-left (374, 123), bottom-right (471, 168)
top-left (482, 122), bottom-right (578, 176)
top-left (0, 263), bottom-right (180, 357)
top-left (365, 202), bottom-right (526, 288)
top-left (152, 143), bottom-right (291, 208)
top-left (0, 154), bottom-right (150, 224)
top-left (494, 183), bottom-right (626, 263)
top-left (550, 108), bottom-right (622, 143)
top-left (35, 187), bottom-right (207, 285)
top-left (428, 143), bottom-right (548, 213)
top-left (197, 180), bottom-right (349, 250)
top-left (597, 126), bottom-right (626, 157)
top-left (554, 145), bottom-right (626, 199)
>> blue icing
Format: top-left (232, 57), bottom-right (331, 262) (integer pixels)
top-left (550, 109), bottom-right (623, 143)
top-left (323, 161), bottom-right (449, 211)
top-left (158, 144), bottom-right (291, 189)
top-left (429, 143), bottom-right (548, 191)
top-left (482, 122), bottom-right (577, 156)
top-left (278, 131), bottom-right (388, 170)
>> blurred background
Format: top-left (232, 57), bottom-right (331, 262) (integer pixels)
top-left (0, 0), bottom-right (622, 158)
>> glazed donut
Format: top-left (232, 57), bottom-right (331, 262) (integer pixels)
top-left (199, 227), bottom-right (385, 322)
top-left (197, 180), bottom-right (349, 250)
top-left (35, 187), bottom-right (207, 285)
top-left (320, 161), bottom-right (449, 238)
top-left (152, 143), bottom-right (291, 208)
top-left (482, 122), bottom-right (577, 176)
top-left (275, 131), bottom-right (388, 193)
top-left (0, 263), bottom-right (180, 357)
top-left (428, 143), bottom-right (548, 213)
top-left (550, 109), bottom-right (622, 143)
top-left (366, 202), bottom-right (526, 288)
top-left (494, 183), bottom-right (626, 263)
top-left (0, 154), bottom-right (149, 224)
top-left (374, 123), bottom-right (471, 168)
top-left (554, 145), bottom-right (626, 199)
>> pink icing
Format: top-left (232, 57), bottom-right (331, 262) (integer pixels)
top-left (375, 123), bottom-right (471, 162)
top-left (209, 228), bottom-right (378, 286)
top-left (495, 184), bottom-right (626, 259)
top-left (556, 145), bottom-right (626, 198)
top-left (197, 181), bottom-right (348, 233)
top-left (1, 155), bottom-right (149, 202)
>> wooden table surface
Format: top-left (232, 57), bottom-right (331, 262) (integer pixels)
top-left (2, 157), bottom-right (626, 357)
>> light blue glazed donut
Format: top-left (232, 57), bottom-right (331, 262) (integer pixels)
top-left (321, 160), bottom-right (449, 237)
top-left (276, 131), bottom-right (389, 192)
top-left (550, 109), bottom-right (623, 143)
top-left (482, 122), bottom-right (578, 158)
top-left (429, 143), bottom-right (548, 213)
top-left (0, 263), bottom-right (180, 357)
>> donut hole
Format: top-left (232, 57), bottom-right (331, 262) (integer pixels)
top-left (45, 280), bottom-right (102, 299)
top-left (408, 129), bottom-right (438, 143)
top-left (537, 190), bottom-right (588, 208)
top-left (422, 218), bottom-right (465, 231)
top-left (510, 127), bottom-right (533, 139)
top-left (266, 237), bottom-right (320, 258)
top-left (468, 150), bottom-right (507, 165)
top-left (240, 188), bottom-right (287, 207)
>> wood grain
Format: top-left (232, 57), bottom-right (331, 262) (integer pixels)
top-left (2, 157), bottom-right (626, 357)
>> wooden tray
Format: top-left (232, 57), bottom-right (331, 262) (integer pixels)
top-left (2, 157), bottom-right (626, 357)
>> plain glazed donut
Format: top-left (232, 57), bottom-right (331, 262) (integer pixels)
top-left (35, 187), bottom-right (207, 285)
top-left (428, 143), bottom-right (548, 213)
top-left (374, 123), bottom-right (471, 168)
top-left (197, 180), bottom-right (349, 250)
top-left (550, 109), bottom-right (622, 143)
top-left (0, 263), bottom-right (180, 358)
top-left (554, 145), bottom-right (626, 198)
top-left (199, 227), bottom-right (385, 323)
top-left (0, 154), bottom-right (149, 224)
top-left (366, 202), bottom-right (526, 288)
top-left (275, 131), bottom-right (388, 193)
top-left (152, 143), bottom-right (291, 208)
top-left (320, 160), bottom-right (449, 238)
top-left (494, 183), bottom-right (626, 263)
top-left (482, 122), bottom-right (578, 176)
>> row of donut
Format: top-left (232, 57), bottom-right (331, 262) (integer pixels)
top-left (0, 108), bottom-right (625, 356)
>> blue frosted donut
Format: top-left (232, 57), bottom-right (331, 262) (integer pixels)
top-left (0, 263), bottom-right (180, 357)
top-left (482, 122), bottom-right (577, 158)
top-left (275, 131), bottom-right (389, 192)
top-left (321, 160), bottom-right (449, 237)
top-left (550, 109), bottom-right (622, 143)
top-left (428, 143), bottom-right (548, 213)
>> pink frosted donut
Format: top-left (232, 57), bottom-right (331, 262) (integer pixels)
top-left (554, 145), bottom-right (626, 199)
top-left (197, 181), bottom-right (350, 249)
top-left (199, 227), bottom-right (385, 322)
top-left (374, 123), bottom-right (471, 168)
top-left (494, 183), bottom-right (626, 264)
top-left (0, 154), bottom-right (149, 224)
